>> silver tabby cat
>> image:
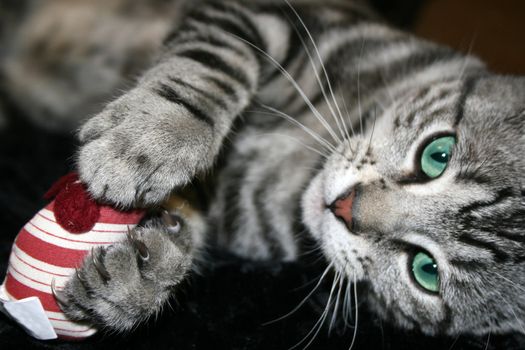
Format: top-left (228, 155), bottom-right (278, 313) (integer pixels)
top-left (2, 0), bottom-right (524, 339)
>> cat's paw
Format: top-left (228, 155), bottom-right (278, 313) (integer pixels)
top-left (77, 86), bottom-right (213, 207)
top-left (55, 213), bottom-right (192, 332)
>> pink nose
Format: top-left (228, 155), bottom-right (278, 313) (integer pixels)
top-left (329, 189), bottom-right (355, 229)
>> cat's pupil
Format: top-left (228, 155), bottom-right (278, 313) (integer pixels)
top-left (430, 152), bottom-right (448, 163)
top-left (422, 263), bottom-right (437, 274)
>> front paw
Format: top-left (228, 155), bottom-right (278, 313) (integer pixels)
top-left (77, 87), bottom-right (213, 207)
top-left (56, 213), bottom-right (192, 332)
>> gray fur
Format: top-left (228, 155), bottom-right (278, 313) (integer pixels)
top-left (5, 0), bottom-right (525, 339)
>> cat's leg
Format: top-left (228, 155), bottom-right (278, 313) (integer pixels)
top-left (77, 1), bottom-right (270, 208)
top-left (56, 195), bottom-right (206, 332)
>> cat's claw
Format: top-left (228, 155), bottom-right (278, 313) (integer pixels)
top-left (91, 248), bottom-right (110, 282)
top-left (51, 278), bottom-right (69, 307)
top-left (161, 210), bottom-right (182, 234)
top-left (127, 227), bottom-right (149, 261)
top-left (59, 222), bottom-right (194, 331)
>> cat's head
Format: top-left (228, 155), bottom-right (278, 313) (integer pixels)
top-left (302, 75), bottom-right (525, 336)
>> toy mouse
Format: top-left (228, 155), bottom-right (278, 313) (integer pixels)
top-left (0, 172), bottom-right (145, 340)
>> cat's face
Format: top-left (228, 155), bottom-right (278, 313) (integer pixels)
top-left (302, 76), bottom-right (525, 336)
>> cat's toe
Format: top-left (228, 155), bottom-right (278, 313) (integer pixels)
top-left (60, 222), bottom-right (193, 332)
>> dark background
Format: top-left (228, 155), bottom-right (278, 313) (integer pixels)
top-left (1, 0), bottom-right (524, 349)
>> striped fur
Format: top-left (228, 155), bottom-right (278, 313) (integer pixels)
top-left (5, 0), bottom-right (525, 339)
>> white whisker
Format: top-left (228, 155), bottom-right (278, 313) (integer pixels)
top-left (226, 31), bottom-right (342, 144)
top-left (283, 0), bottom-right (350, 143)
top-left (339, 85), bottom-right (356, 143)
top-left (342, 278), bottom-right (352, 327)
top-left (246, 107), bottom-right (335, 153)
top-left (253, 131), bottom-right (331, 159)
top-left (264, 262), bottom-right (334, 326)
top-left (328, 273), bottom-right (345, 335)
top-left (348, 272), bottom-right (359, 350)
top-left (290, 271), bottom-right (340, 350)
top-left (483, 331), bottom-right (491, 350)
top-left (259, 105), bottom-right (339, 153)
top-left (357, 39), bottom-right (365, 136)
top-left (495, 272), bottom-right (525, 294)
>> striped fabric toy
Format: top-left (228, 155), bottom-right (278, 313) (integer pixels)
top-left (0, 173), bottom-right (144, 340)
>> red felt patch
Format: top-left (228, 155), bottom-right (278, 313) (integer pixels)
top-left (54, 181), bottom-right (100, 234)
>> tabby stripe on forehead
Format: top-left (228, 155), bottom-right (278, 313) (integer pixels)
top-left (290, 37), bottom-right (399, 115)
top-left (295, 43), bottom-right (458, 117)
top-left (177, 49), bottom-right (252, 88)
top-left (496, 228), bottom-right (525, 245)
top-left (458, 234), bottom-right (510, 262)
top-left (457, 187), bottom-right (514, 216)
top-left (399, 87), bottom-right (456, 129)
top-left (168, 76), bottom-right (228, 109)
top-left (154, 83), bottom-right (214, 126)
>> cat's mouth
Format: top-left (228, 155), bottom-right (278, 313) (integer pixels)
top-left (327, 188), bottom-right (355, 231)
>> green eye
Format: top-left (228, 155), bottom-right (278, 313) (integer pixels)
top-left (411, 252), bottom-right (439, 293)
top-left (420, 136), bottom-right (456, 178)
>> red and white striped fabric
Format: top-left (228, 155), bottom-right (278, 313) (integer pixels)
top-left (1, 200), bottom-right (144, 340)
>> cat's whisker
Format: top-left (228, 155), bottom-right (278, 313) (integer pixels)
top-left (457, 33), bottom-right (478, 83)
top-left (378, 66), bottom-right (397, 107)
top-left (339, 85), bottom-right (357, 142)
top-left (282, 14), bottom-right (348, 144)
top-left (263, 262), bottom-right (334, 326)
top-left (226, 32), bottom-right (342, 144)
top-left (348, 272), bottom-right (359, 350)
top-left (251, 130), bottom-right (331, 159)
top-left (328, 273), bottom-right (344, 335)
top-left (283, 0), bottom-right (350, 143)
top-left (494, 272), bottom-right (525, 294)
top-left (447, 334), bottom-right (461, 350)
top-left (357, 39), bottom-right (365, 136)
top-left (483, 331), bottom-right (491, 350)
top-left (258, 105), bottom-right (339, 154)
top-left (502, 297), bottom-right (525, 334)
top-left (290, 270), bottom-right (340, 350)
top-left (366, 106), bottom-right (378, 153)
top-left (342, 278), bottom-right (351, 327)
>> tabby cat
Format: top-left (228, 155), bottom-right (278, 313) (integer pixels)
top-left (3, 0), bottom-right (525, 340)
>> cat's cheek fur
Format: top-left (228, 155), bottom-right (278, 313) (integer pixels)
top-left (320, 216), bottom-right (369, 279)
top-left (301, 172), bottom-right (325, 238)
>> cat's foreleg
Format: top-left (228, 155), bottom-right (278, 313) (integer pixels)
top-left (77, 2), bottom-right (266, 207)
top-left (57, 198), bottom-right (206, 332)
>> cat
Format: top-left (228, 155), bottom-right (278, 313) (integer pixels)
top-left (4, 0), bottom-right (525, 340)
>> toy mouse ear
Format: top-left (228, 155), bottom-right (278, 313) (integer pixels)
top-left (54, 181), bottom-right (100, 234)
